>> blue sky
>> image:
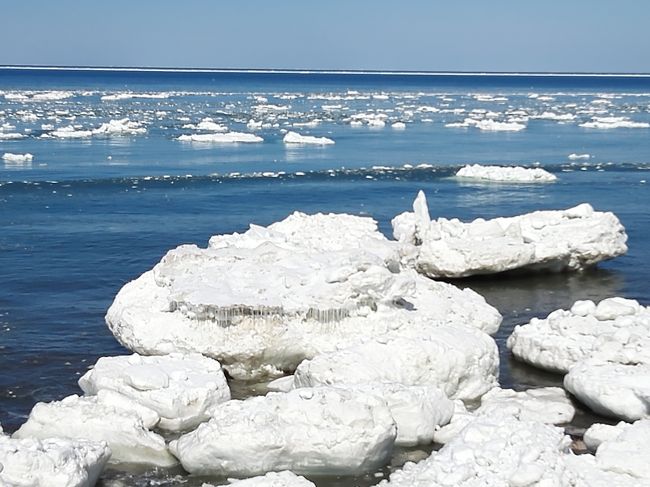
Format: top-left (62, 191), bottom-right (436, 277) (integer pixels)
top-left (2, 0), bottom-right (649, 72)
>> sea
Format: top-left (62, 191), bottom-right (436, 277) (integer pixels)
top-left (0, 68), bottom-right (649, 486)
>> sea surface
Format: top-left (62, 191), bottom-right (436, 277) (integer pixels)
top-left (0, 68), bottom-right (649, 486)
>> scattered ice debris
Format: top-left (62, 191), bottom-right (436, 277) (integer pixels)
top-left (533, 111), bottom-right (576, 121)
top-left (508, 297), bottom-right (649, 373)
top-left (50, 126), bottom-right (94, 139)
top-left (456, 164), bottom-right (557, 183)
top-left (580, 116), bottom-right (650, 129)
top-left (393, 191), bottom-right (627, 278)
top-left (169, 388), bottom-right (396, 476)
top-left (380, 416), bottom-right (572, 486)
top-left (293, 324), bottom-right (499, 402)
top-left (78, 353), bottom-right (230, 431)
top-left (283, 131), bottom-right (335, 145)
top-left (0, 132), bottom-right (24, 140)
top-left (2, 153), bottom-right (33, 163)
top-left (100, 92), bottom-right (170, 101)
top-left (106, 211), bottom-right (501, 379)
top-left (13, 390), bottom-right (177, 467)
top-left (0, 432), bottom-right (110, 487)
top-left (177, 131), bottom-right (263, 143)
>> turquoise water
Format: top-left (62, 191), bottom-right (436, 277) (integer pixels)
top-left (0, 69), bottom-right (649, 485)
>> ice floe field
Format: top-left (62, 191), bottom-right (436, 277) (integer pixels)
top-left (1, 69), bottom-right (649, 486)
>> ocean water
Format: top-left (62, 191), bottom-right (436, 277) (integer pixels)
top-left (1, 68), bottom-right (649, 486)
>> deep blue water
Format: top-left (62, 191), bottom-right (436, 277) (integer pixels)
top-left (1, 69), bottom-right (649, 486)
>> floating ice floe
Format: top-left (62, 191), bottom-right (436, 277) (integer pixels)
top-left (380, 416), bottom-right (571, 486)
top-left (393, 191), bottom-right (627, 278)
top-left (565, 419), bottom-right (650, 485)
top-left (580, 116), bottom-right (650, 129)
top-left (508, 297), bottom-right (649, 373)
top-left (293, 324), bottom-right (499, 402)
top-left (92, 118), bottom-right (146, 135)
top-left (0, 431), bottom-right (110, 487)
top-left (51, 126), bottom-right (94, 139)
top-left (455, 164), bottom-right (557, 183)
top-left (533, 111), bottom-right (577, 121)
top-left (0, 132), bottom-right (25, 140)
top-left (568, 153), bottom-right (591, 160)
top-left (78, 352), bottom-right (230, 431)
top-left (274, 379), bottom-right (455, 447)
top-left (2, 153), bottom-right (33, 163)
top-left (216, 471), bottom-right (315, 487)
top-left (283, 131), bottom-right (335, 145)
top-left (13, 390), bottom-right (177, 467)
top-left (433, 386), bottom-right (575, 444)
top-left (391, 122), bottom-right (406, 129)
top-left (106, 211), bottom-right (501, 379)
top-left (100, 92), bottom-right (170, 101)
top-left (177, 131), bottom-right (263, 143)
top-left (475, 119), bottom-right (526, 131)
top-left (169, 388), bottom-right (396, 476)
top-left (564, 359), bottom-right (650, 421)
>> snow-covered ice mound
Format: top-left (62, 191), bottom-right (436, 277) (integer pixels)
top-left (283, 131), bottom-right (335, 145)
top-left (508, 297), bottom-right (650, 373)
top-left (92, 118), bottom-right (146, 135)
top-left (13, 391), bottom-right (176, 467)
top-left (393, 191), bottom-right (627, 278)
top-left (380, 416), bottom-right (571, 486)
top-left (432, 386), bottom-right (575, 444)
top-left (293, 324), bottom-right (499, 402)
top-left (566, 419), bottom-right (650, 485)
top-left (107, 211), bottom-right (501, 379)
top-left (78, 353), bottom-right (230, 431)
top-left (169, 387), bottom-right (396, 476)
top-left (564, 359), bottom-right (650, 421)
top-left (0, 431), bottom-right (110, 487)
top-left (222, 471), bottom-right (315, 487)
top-left (456, 164), bottom-right (557, 182)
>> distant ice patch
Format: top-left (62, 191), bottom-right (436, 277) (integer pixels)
top-left (283, 131), bottom-right (335, 145)
top-left (456, 164), bottom-right (557, 183)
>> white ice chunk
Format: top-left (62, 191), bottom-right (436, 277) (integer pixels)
top-left (0, 435), bottom-right (110, 487)
top-left (293, 325), bottom-right (499, 402)
top-left (283, 131), bottom-right (334, 145)
top-left (564, 359), bottom-right (650, 421)
top-left (222, 471), bottom-right (315, 487)
top-left (456, 164), bottom-right (557, 183)
top-left (169, 388), bottom-right (396, 476)
top-left (13, 391), bottom-right (176, 467)
top-left (508, 297), bottom-right (650, 373)
top-left (380, 416), bottom-right (571, 486)
top-left (177, 132), bottom-right (263, 143)
top-left (106, 211), bottom-right (501, 380)
top-left (78, 353), bottom-right (230, 431)
top-left (2, 153), bottom-right (33, 163)
top-left (393, 192), bottom-right (627, 278)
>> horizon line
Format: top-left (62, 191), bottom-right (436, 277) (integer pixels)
top-left (2, 64), bottom-right (650, 78)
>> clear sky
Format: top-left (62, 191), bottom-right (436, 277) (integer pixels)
top-left (2, 0), bottom-right (649, 73)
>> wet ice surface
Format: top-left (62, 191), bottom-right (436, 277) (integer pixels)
top-left (1, 72), bottom-right (649, 486)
